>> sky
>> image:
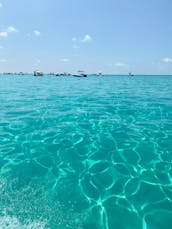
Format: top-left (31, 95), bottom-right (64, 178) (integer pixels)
top-left (0, 0), bottom-right (172, 74)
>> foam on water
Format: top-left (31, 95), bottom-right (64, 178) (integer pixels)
top-left (0, 74), bottom-right (172, 228)
top-left (0, 214), bottom-right (46, 229)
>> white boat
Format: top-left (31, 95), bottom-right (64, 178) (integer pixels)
top-left (34, 70), bottom-right (43, 76)
top-left (73, 71), bottom-right (87, 77)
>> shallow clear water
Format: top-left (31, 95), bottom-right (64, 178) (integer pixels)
top-left (0, 74), bottom-right (172, 229)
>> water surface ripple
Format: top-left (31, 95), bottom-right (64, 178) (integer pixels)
top-left (0, 75), bottom-right (172, 228)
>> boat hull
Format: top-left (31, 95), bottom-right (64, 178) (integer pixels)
top-left (73, 74), bottom-right (87, 77)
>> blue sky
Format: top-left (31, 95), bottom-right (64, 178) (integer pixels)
top-left (0, 0), bottom-right (172, 74)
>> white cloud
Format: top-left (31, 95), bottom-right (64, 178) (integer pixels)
top-left (0, 3), bottom-right (3, 8)
top-left (7, 26), bottom-right (18, 33)
top-left (0, 59), bottom-right (7, 62)
top-left (162, 57), bottom-right (172, 63)
top-left (0, 26), bottom-right (18, 37)
top-left (60, 58), bottom-right (69, 62)
top-left (72, 37), bottom-right (77, 42)
top-left (33, 30), bottom-right (41, 36)
top-left (0, 45), bottom-right (4, 49)
top-left (82, 34), bottom-right (92, 42)
top-left (114, 62), bottom-right (128, 67)
top-left (0, 31), bottom-right (8, 37)
top-left (72, 34), bottom-right (92, 48)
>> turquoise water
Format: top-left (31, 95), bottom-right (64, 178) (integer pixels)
top-left (0, 74), bottom-right (172, 229)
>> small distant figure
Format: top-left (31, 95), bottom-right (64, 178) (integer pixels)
top-left (128, 72), bottom-right (134, 77)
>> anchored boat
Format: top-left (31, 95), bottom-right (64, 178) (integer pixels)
top-left (73, 71), bottom-right (87, 77)
top-left (34, 70), bottom-right (43, 76)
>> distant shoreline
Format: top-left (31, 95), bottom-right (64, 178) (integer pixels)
top-left (0, 73), bottom-right (172, 76)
